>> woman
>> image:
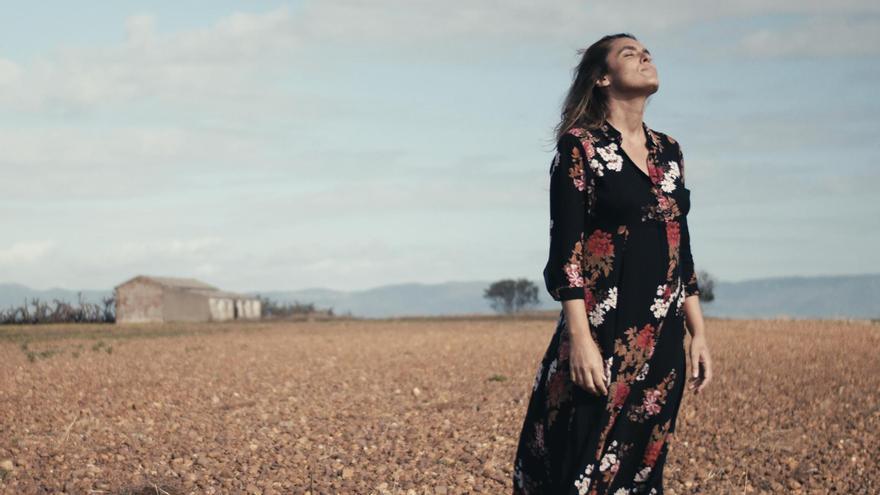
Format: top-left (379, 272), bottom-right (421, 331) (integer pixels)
top-left (512, 33), bottom-right (713, 494)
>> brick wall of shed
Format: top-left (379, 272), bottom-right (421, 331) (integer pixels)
top-left (162, 289), bottom-right (211, 322)
top-left (115, 282), bottom-right (164, 323)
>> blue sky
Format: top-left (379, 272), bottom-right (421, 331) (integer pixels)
top-left (1, 1), bottom-right (878, 292)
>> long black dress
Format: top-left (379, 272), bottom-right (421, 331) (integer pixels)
top-left (512, 119), bottom-right (701, 495)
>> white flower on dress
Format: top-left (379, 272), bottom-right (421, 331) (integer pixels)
top-left (649, 283), bottom-right (672, 319)
top-left (597, 143), bottom-right (624, 172)
top-left (604, 355), bottom-right (614, 383)
top-left (599, 442), bottom-right (619, 472)
top-left (636, 362), bottom-right (650, 381)
top-left (635, 465), bottom-right (652, 483)
top-left (614, 488), bottom-right (630, 495)
top-left (589, 287), bottom-right (618, 327)
top-left (589, 158), bottom-right (605, 177)
top-left (674, 278), bottom-right (686, 314)
top-left (659, 160), bottom-right (681, 193)
top-left (574, 463), bottom-right (594, 494)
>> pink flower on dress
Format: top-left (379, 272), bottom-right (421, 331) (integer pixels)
top-left (565, 262), bottom-right (584, 287)
top-left (612, 381), bottom-right (630, 408)
top-left (586, 230), bottom-right (614, 258)
top-left (635, 323), bottom-right (655, 349)
top-left (645, 440), bottom-right (663, 466)
top-left (649, 163), bottom-right (664, 183)
top-left (583, 141), bottom-right (596, 160)
top-left (643, 389), bottom-right (662, 416)
top-left (666, 220), bottom-right (680, 248)
top-left (644, 439), bottom-right (664, 467)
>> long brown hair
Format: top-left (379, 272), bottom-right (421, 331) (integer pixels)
top-left (553, 33), bottom-right (638, 143)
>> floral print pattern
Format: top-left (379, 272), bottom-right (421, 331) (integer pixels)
top-left (514, 119), bottom-right (699, 494)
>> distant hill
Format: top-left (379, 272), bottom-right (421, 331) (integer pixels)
top-left (699, 273), bottom-right (880, 319)
top-left (2, 273), bottom-right (877, 320)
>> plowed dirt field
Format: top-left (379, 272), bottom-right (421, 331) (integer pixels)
top-left (1, 316), bottom-right (877, 494)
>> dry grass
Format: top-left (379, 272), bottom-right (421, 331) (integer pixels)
top-left (0, 316), bottom-right (877, 494)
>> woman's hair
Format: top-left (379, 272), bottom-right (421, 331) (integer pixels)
top-left (553, 33), bottom-right (638, 143)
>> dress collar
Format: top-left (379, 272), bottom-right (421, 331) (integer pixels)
top-left (597, 118), bottom-right (658, 149)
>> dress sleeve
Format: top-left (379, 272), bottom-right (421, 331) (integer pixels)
top-left (543, 133), bottom-right (591, 302)
top-left (677, 143), bottom-right (701, 298)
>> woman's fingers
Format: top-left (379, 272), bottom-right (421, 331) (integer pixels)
top-left (592, 367), bottom-right (608, 396)
top-left (689, 353), bottom-right (702, 390)
top-left (690, 352), bottom-right (713, 394)
top-left (572, 367), bottom-right (586, 391)
top-left (697, 355), bottom-right (712, 393)
top-left (696, 360), bottom-right (706, 394)
top-left (583, 373), bottom-right (597, 396)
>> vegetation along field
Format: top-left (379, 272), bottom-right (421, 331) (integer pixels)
top-left (1, 316), bottom-right (877, 494)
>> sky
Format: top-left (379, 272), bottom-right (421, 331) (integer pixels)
top-left (1, 1), bottom-right (878, 292)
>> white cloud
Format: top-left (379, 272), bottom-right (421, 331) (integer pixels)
top-left (0, 58), bottom-right (21, 85)
top-left (1, 2), bottom-right (878, 290)
top-left (114, 237), bottom-right (224, 261)
top-left (0, 125), bottom-right (275, 200)
top-left (738, 17), bottom-right (880, 57)
top-left (0, 240), bottom-right (56, 264)
top-left (124, 13), bottom-right (157, 45)
top-left (1, 2), bottom-right (876, 113)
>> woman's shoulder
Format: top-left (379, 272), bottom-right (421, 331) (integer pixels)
top-left (651, 127), bottom-right (683, 153)
top-left (560, 125), bottom-right (598, 141)
top-left (557, 126), bottom-right (598, 152)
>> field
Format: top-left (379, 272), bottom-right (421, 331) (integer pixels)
top-left (1, 316), bottom-right (878, 494)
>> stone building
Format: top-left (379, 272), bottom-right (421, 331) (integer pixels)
top-left (114, 275), bottom-right (261, 324)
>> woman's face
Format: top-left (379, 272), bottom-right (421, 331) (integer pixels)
top-left (600, 38), bottom-right (659, 96)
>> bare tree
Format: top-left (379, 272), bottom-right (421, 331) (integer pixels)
top-left (484, 278), bottom-right (540, 315)
top-left (0, 294), bottom-right (116, 325)
top-left (697, 269), bottom-right (716, 303)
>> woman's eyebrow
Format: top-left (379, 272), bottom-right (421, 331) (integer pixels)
top-left (618, 45), bottom-right (651, 56)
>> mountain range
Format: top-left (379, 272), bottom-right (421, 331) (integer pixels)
top-left (1, 273), bottom-right (877, 320)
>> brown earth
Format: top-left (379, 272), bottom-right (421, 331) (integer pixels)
top-left (0, 315), bottom-right (877, 494)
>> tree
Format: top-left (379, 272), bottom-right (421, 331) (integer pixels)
top-left (484, 278), bottom-right (540, 315)
top-left (697, 269), bottom-right (715, 303)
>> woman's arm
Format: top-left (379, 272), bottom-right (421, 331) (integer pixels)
top-left (676, 142), bottom-right (704, 335)
top-left (676, 141), bottom-right (712, 393)
top-left (543, 133), bottom-right (608, 396)
top-left (543, 133), bottom-right (590, 303)
top-left (679, 214), bottom-right (705, 338)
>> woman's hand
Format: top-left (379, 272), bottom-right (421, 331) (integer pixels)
top-left (569, 327), bottom-right (608, 397)
top-left (560, 299), bottom-right (607, 396)
top-left (688, 333), bottom-right (712, 394)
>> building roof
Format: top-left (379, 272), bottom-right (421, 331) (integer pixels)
top-left (114, 275), bottom-right (259, 300)
top-left (114, 275), bottom-right (217, 291)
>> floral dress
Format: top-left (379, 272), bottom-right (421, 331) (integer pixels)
top-left (512, 119), bottom-right (701, 495)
